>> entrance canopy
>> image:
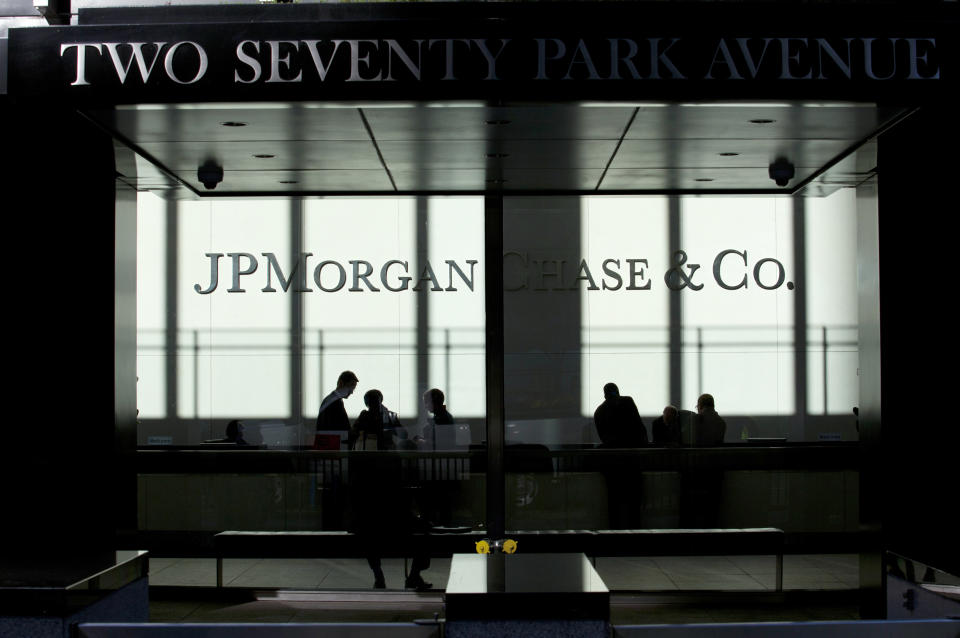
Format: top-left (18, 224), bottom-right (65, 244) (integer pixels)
top-left (92, 101), bottom-right (900, 197)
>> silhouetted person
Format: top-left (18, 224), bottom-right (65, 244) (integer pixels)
top-left (652, 406), bottom-right (681, 447)
top-left (594, 382), bottom-right (648, 447)
top-left (204, 420), bottom-right (248, 445)
top-left (693, 393), bottom-right (726, 446)
top-left (224, 420), bottom-right (248, 445)
top-left (418, 388), bottom-right (454, 450)
top-left (348, 389), bottom-right (430, 591)
top-left (593, 383), bottom-right (646, 528)
top-left (681, 393), bottom-right (726, 528)
top-left (349, 389), bottom-right (409, 450)
top-left (316, 370), bottom-right (359, 433)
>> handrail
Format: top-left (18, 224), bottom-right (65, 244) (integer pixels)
top-left (133, 444), bottom-right (858, 474)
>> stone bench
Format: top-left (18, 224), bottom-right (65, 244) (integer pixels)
top-left (213, 527), bottom-right (784, 590)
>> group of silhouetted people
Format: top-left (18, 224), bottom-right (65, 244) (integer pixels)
top-left (314, 370), bottom-right (454, 454)
top-left (219, 375), bottom-right (729, 588)
top-left (313, 370), bottom-right (456, 590)
top-left (593, 381), bottom-right (729, 529)
top-left (594, 382), bottom-right (727, 448)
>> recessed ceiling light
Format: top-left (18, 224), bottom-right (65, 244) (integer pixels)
top-left (718, 152), bottom-right (740, 157)
top-left (253, 154), bottom-right (276, 159)
top-left (749, 118), bottom-right (776, 124)
top-left (221, 121), bottom-right (248, 127)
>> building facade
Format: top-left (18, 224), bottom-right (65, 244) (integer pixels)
top-left (3, 0), bottom-right (958, 619)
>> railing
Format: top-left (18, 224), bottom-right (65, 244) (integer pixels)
top-left (134, 446), bottom-right (859, 540)
top-left (136, 323), bottom-right (857, 426)
top-left (135, 445), bottom-right (858, 475)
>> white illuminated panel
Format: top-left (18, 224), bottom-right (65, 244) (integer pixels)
top-left (806, 189), bottom-right (859, 416)
top-left (427, 197), bottom-right (486, 420)
top-left (179, 199), bottom-right (291, 421)
top-left (580, 196), bottom-right (670, 416)
top-left (682, 196), bottom-right (795, 417)
top-left (302, 197), bottom-right (417, 419)
top-left (136, 191), bottom-right (166, 420)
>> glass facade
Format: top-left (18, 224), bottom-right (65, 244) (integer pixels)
top-left (138, 196), bottom-right (486, 441)
top-left (136, 189), bottom-right (859, 550)
top-left (497, 194), bottom-right (857, 534)
top-left (8, 0), bottom-right (960, 617)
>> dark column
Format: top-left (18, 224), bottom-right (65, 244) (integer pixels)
top-left (8, 103), bottom-right (119, 553)
top-left (485, 194), bottom-right (505, 538)
top-left (668, 196), bottom-right (683, 409)
top-left (792, 196), bottom-right (808, 438)
top-left (502, 197), bottom-right (582, 424)
top-left (115, 145), bottom-right (139, 540)
top-left (856, 172), bottom-right (883, 619)
top-left (872, 105), bottom-right (960, 604)
top-left (666, 104), bottom-right (683, 410)
top-left (416, 197), bottom-right (430, 433)
top-left (164, 197), bottom-right (179, 425)
top-left (290, 198), bottom-right (304, 423)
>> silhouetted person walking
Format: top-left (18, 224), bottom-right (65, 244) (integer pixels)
top-left (348, 389), bottom-right (431, 591)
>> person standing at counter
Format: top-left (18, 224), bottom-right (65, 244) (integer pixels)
top-left (652, 405), bottom-right (681, 447)
top-left (694, 393), bottom-right (726, 446)
top-left (680, 393), bottom-right (726, 527)
top-left (594, 382), bottom-right (648, 447)
top-left (418, 388), bottom-right (454, 451)
top-left (349, 389), bottom-right (409, 450)
top-left (593, 382), bottom-right (647, 528)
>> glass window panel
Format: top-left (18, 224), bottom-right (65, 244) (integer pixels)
top-left (302, 197), bottom-right (417, 421)
top-left (503, 192), bottom-right (859, 536)
top-left (805, 189), bottom-right (860, 422)
top-left (681, 196), bottom-right (796, 418)
top-left (427, 197), bottom-right (486, 423)
top-left (178, 199), bottom-right (292, 425)
top-left (581, 196), bottom-right (670, 417)
top-left (136, 192), bottom-right (166, 421)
